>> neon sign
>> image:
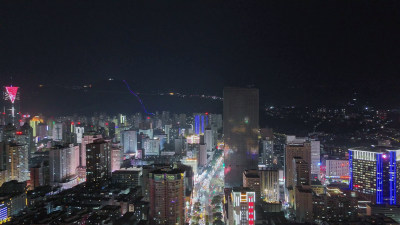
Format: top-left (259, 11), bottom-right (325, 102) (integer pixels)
top-left (5, 86), bottom-right (18, 103)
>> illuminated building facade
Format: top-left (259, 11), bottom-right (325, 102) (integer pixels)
top-left (204, 128), bottom-right (214, 152)
top-left (143, 138), bottom-right (160, 156)
top-left (86, 139), bottom-right (111, 186)
top-left (259, 168), bottom-right (279, 203)
top-left (243, 170), bottom-right (260, 202)
top-left (224, 87), bottom-right (259, 188)
top-left (310, 140), bottom-right (320, 180)
top-left (325, 159), bottom-right (349, 178)
top-left (226, 187), bottom-right (256, 225)
top-left (193, 113), bottom-right (209, 135)
top-left (121, 130), bottom-right (137, 154)
top-left (149, 168), bottom-right (185, 225)
top-left (0, 181), bottom-right (27, 223)
top-left (52, 122), bottom-right (64, 141)
top-left (49, 145), bottom-right (79, 185)
top-left (260, 138), bottom-right (275, 167)
top-left (349, 147), bottom-right (400, 205)
top-left (6, 143), bottom-right (28, 182)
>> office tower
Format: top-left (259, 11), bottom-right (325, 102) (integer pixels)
top-left (3, 86), bottom-right (20, 126)
top-left (321, 187), bottom-right (358, 222)
top-left (325, 159), bottom-right (349, 178)
top-left (243, 170), bottom-right (261, 202)
top-left (0, 180), bottom-right (27, 221)
top-left (149, 168), bottom-right (185, 225)
top-left (193, 113), bottom-right (209, 135)
top-left (121, 130), bottom-right (137, 154)
top-left (199, 144), bottom-right (207, 167)
top-left (224, 87), bottom-right (259, 188)
top-left (204, 128), bottom-right (213, 152)
top-left (111, 167), bottom-right (142, 188)
top-left (310, 140), bottom-right (321, 180)
top-left (154, 134), bottom-right (166, 151)
top-left (52, 122), bottom-right (64, 141)
top-left (261, 138), bottom-right (275, 167)
top-left (139, 128), bottom-right (153, 139)
top-left (30, 164), bottom-right (44, 189)
top-left (164, 125), bottom-right (172, 144)
top-left (295, 186), bottom-right (313, 223)
top-left (174, 137), bottom-right (186, 155)
top-left (111, 147), bottom-right (121, 172)
top-left (48, 145), bottom-right (79, 186)
top-left (86, 139), bottom-right (111, 186)
top-left (225, 187), bottom-right (256, 225)
top-left (285, 141), bottom-right (311, 189)
top-left (143, 138), bottom-right (160, 156)
top-left (209, 113), bottom-right (223, 131)
top-left (29, 116), bottom-right (43, 137)
top-left (6, 143), bottom-right (29, 182)
top-left (36, 123), bottom-right (47, 141)
top-left (74, 126), bottom-right (84, 144)
top-left (349, 147), bottom-right (400, 205)
top-left (79, 134), bottom-right (102, 168)
top-left (293, 157), bottom-right (310, 186)
top-left (17, 123), bottom-right (34, 159)
top-left (259, 167), bottom-right (279, 202)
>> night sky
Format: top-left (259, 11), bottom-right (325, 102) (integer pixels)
top-left (1, 1), bottom-right (400, 114)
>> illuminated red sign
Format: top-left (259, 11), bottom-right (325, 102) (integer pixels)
top-left (16, 131), bottom-right (22, 135)
top-left (248, 201), bottom-right (254, 224)
top-left (5, 86), bottom-right (19, 103)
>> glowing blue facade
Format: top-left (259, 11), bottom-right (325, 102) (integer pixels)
top-left (376, 153), bottom-right (383, 204)
top-left (194, 114), bottom-right (209, 135)
top-left (349, 148), bottom-right (400, 205)
top-left (389, 151), bottom-right (397, 205)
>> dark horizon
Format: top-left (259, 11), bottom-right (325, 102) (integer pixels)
top-left (2, 1), bottom-right (400, 113)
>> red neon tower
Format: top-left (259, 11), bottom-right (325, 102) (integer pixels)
top-left (3, 86), bottom-right (20, 126)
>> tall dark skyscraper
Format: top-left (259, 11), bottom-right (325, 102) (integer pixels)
top-left (223, 87), bottom-right (259, 188)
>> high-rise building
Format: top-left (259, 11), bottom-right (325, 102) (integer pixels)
top-left (193, 113), bottom-right (209, 135)
top-left (79, 134), bottom-right (102, 168)
top-left (224, 87), bottom-right (259, 188)
top-left (111, 147), bottom-right (121, 172)
top-left (2, 86), bottom-right (20, 126)
top-left (259, 167), bottom-right (279, 203)
top-left (325, 159), bottom-right (349, 178)
top-left (49, 145), bottom-right (79, 185)
top-left (111, 167), bottom-right (142, 188)
top-left (36, 123), bottom-right (47, 141)
top-left (292, 157), bottom-right (310, 186)
top-left (198, 144), bottom-right (207, 167)
top-left (86, 139), bottom-right (111, 186)
top-left (204, 128), bottom-right (214, 152)
top-left (285, 141), bottom-right (311, 190)
top-left (52, 122), bottom-right (64, 141)
top-left (310, 140), bottom-right (321, 180)
top-left (225, 187), bottom-right (256, 225)
top-left (143, 138), bottom-right (160, 156)
top-left (74, 126), bottom-right (84, 144)
top-left (295, 186), bottom-right (313, 223)
top-left (243, 170), bottom-right (261, 202)
top-left (261, 138), bottom-right (275, 167)
top-left (149, 168), bottom-right (185, 225)
top-left (121, 130), bottom-right (137, 154)
top-left (349, 147), bottom-right (400, 205)
top-left (6, 143), bottom-right (28, 182)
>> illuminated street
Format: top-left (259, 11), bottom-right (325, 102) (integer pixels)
top-left (189, 150), bottom-right (224, 225)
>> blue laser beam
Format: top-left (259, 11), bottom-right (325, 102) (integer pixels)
top-left (122, 80), bottom-right (155, 116)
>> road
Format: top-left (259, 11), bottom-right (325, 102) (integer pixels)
top-left (188, 152), bottom-right (224, 225)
